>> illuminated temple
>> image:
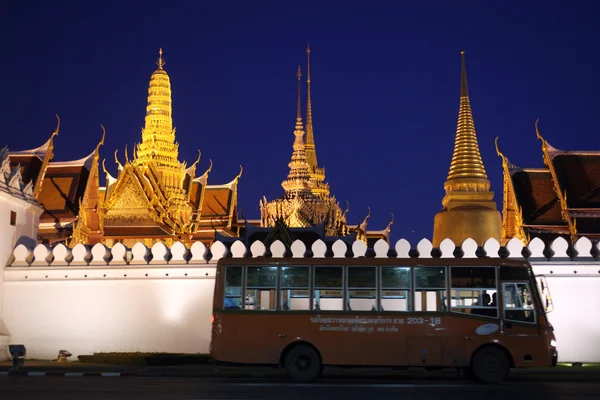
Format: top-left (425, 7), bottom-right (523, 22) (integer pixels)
top-left (497, 121), bottom-right (600, 245)
top-left (7, 50), bottom-right (241, 247)
top-left (238, 46), bottom-right (393, 248)
top-left (432, 51), bottom-right (502, 247)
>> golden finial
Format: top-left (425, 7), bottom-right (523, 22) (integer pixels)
top-left (296, 65), bottom-right (303, 124)
top-left (535, 118), bottom-right (543, 140)
top-left (236, 165), bottom-right (243, 180)
top-left (52, 114), bottom-right (61, 138)
top-left (190, 150), bottom-right (201, 169)
top-left (460, 50), bottom-right (469, 98)
top-left (156, 48), bottom-right (166, 69)
top-left (306, 44), bottom-right (311, 83)
top-left (114, 149), bottom-right (123, 170)
top-left (95, 125), bottom-right (106, 155)
top-left (494, 136), bottom-right (502, 157)
top-left (386, 213), bottom-right (394, 231)
top-left (102, 159), bottom-right (108, 175)
top-left (124, 144), bottom-right (129, 164)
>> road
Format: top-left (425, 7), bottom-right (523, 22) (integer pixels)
top-left (0, 377), bottom-right (599, 400)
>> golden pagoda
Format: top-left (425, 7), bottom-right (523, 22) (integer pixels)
top-left (8, 50), bottom-right (241, 247)
top-left (432, 51), bottom-right (501, 247)
top-left (259, 65), bottom-right (347, 236)
top-left (258, 47), bottom-right (393, 245)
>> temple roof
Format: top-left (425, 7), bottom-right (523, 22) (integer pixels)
top-left (38, 160), bottom-right (92, 222)
top-left (510, 168), bottom-right (563, 226)
top-left (551, 153), bottom-right (600, 209)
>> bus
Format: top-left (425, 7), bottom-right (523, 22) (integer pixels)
top-left (209, 257), bottom-right (557, 383)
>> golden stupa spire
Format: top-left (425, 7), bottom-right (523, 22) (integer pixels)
top-left (443, 50), bottom-right (490, 195)
top-left (433, 50), bottom-right (501, 247)
top-left (281, 66), bottom-right (312, 194)
top-left (135, 48), bottom-right (180, 170)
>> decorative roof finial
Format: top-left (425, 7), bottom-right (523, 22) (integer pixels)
top-left (460, 50), bottom-right (468, 98)
top-left (296, 65), bottom-right (303, 129)
top-left (157, 48), bottom-right (166, 69)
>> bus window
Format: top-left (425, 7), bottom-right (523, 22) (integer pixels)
top-left (450, 267), bottom-right (497, 318)
top-left (347, 266), bottom-right (377, 311)
top-left (414, 267), bottom-right (447, 312)
top-left (380, 266), bottom-right (410, 311)
top-left (503, 282), bottom-right (536, 323)
top-left (245, 266), bottom-right (277, 311)
top-left (280, 266), bottom-right (310, 311)
top-left (314, 266), bottom-right (343, 311)
top-left (224, 266), bottom-right (243, 309)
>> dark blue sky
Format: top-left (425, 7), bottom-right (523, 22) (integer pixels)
top-left (2, 1), bottom-right (599, 243)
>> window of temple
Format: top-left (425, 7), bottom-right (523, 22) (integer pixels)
top-left (10, 211), bottom-right (17, 226)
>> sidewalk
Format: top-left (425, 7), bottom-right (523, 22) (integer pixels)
top-left (1, 360), bottom-right (600, 381)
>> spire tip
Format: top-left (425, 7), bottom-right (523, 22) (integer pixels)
top-left (156, 48), bottom-right (166, 69)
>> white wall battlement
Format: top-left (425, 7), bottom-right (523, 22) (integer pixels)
top-left (3, 236), bottom-right (600, 362)
top-left (7, 236), bottom-right (600, 268)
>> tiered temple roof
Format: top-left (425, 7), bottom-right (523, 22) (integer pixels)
top-left (497, 120), bottom-right (600, 245)
top-left (7, 50), bottom-right (240, 247)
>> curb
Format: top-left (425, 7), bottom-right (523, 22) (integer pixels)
top-left (0, 371), bottom-right (141, 377)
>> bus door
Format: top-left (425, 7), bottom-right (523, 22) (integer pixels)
top-left (500, 281), bottom-right (540, 351)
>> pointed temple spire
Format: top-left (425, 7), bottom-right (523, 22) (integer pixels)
top-left (135, 48), bottom-right (180, 170)
top-left (305, 44), bottom-right (318, 168)
top-left (281, 66), bottom-right (312, 195)
top-left (444, 50), bottom-right (489, 187)
top-left (432, 50), bottom-right (501, 247)
top-left (302, 45), bottom-right (330, 199)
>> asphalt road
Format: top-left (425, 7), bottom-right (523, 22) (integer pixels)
top-left (0, 377), bottom-right (599, 400)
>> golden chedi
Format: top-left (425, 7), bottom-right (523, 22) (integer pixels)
top-left (432, 51), bottom-right (501, 247)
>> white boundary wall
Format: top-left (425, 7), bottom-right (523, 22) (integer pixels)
top-left (3, 236), bottom-right (600, 362)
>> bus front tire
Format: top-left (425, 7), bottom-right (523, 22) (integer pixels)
top-left (283, 344), bottom-right (322, 383)
top-left (470, 346), bottom-right (510, 383)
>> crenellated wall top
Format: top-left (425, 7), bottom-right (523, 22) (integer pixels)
top-left (6, 236), bottom-right (600, 267)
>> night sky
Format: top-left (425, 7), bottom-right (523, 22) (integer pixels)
top-left (2, 1), bottom-right (599, 244)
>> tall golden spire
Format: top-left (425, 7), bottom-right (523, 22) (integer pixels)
top-left (281, 66), bottom-right (312, 194)
top-left (305, 44), bottom-right (317, 168)
top-left (443, 50), bottom-right (490, 196)
top-left (432, 50), bottom-right (501, 247)
top-left (303, 45), bottom-right (330, 199)
top-left (135, 48), bottom-right (180, 170)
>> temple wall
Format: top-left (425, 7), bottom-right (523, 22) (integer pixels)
top-left (0, 190), bottom-right (42, 360)
top-left (3, 236), bottom-right (600, 363)
top-left (3, 265), bottom-right (216, 359)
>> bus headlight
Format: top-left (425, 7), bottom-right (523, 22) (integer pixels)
top-left (550, 339), bottom-right (557, 347)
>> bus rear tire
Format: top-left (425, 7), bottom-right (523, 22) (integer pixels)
top-left (471, 346), bottom-right (510, 384)
top-left (283, 344), bottom-right (322, 383)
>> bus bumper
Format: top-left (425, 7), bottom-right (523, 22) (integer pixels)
top-left (551, 350), bottom-right (558, 367)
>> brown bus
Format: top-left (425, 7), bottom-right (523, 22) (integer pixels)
top-left (209, 257), bottom-right (557, 383)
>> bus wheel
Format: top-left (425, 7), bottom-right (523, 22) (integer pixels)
top-left (283, 344), bottom-right (322, 383)
top-left (471, 347), bottom-right (510, 383)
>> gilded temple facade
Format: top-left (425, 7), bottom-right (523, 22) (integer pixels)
top-left (497, 121), bottom-right (600, 245)
top-left (7, 50), bottom-right (240, 247)
top-left (257, 47), bottom-right (392, 246)
top-left (432, 51), bottom-right (502, 247)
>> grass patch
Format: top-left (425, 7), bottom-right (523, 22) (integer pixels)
top-left (77, 352), bottom-right (211, 366)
